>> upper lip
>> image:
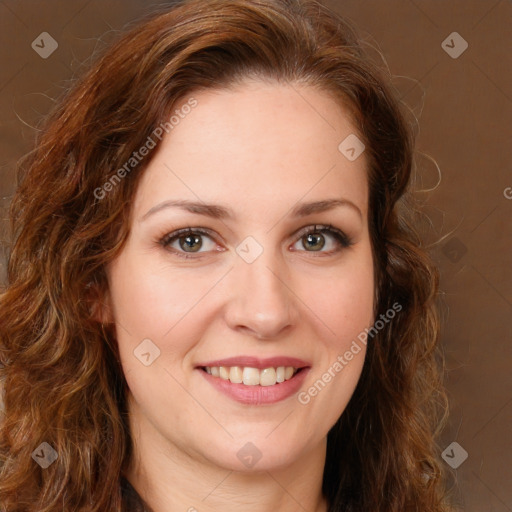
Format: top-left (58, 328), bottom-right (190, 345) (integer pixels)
top-left (195, 356), bottom-right (310, 370)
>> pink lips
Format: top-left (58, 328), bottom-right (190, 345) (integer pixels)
top-left (195, 355), bottom-right (311, 405)
top-left (195, 356), bottom-right (310, 370)
top-left (198, 367), bottom-right (310, 405)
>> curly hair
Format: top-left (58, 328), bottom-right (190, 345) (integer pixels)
top-left (0, 0), bottom-right (454, 510)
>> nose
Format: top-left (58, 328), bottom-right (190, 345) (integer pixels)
top-left (223, 247), bottom-right (299, 340)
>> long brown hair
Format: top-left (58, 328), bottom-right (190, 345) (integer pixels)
top-left (0, 0), bottom-right (454, 510)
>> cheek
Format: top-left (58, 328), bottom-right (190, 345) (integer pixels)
top-left (300, 253), bottom-right (374, 346)
top-left (295, 256), bottom-right (373, 425)
top-left (108, 250), bottom-right (213, 337)
top-left (107, 249), bottom-right (226, 381)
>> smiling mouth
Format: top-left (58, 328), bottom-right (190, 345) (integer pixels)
top-left (200, 365), bottom-right (304, 386)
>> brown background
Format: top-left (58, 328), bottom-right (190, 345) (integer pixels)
top-left (0, 0), bottom-right (511, 510)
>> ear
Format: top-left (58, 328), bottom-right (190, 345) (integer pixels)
top-left (85, 280), bottom-right (114, 325)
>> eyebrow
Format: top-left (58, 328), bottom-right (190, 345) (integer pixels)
top-left (140, 198), bottom-right (362, 222)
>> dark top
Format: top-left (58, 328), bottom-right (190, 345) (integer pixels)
top-left (121, 475), bottom-right (154, 512)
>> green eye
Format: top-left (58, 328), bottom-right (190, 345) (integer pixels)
top-left (178, 233), bottom-right (203, 252)
top-left (160, 224), bottom-right (353, 260)
top-left (293, 225), bottom-right (353, 253)
top-left (161, 228), bottom-right (217, 258)
top-left (302, 232), bottom-right (326, 251)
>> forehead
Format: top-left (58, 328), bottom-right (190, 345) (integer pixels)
top-left (133, 80), bottom-right (368, 220)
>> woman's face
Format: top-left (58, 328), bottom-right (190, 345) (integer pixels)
top-left (104, 80), bottom-right (374, 473)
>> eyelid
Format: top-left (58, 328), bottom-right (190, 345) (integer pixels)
top-left (160, 226), bottom-right (218, 244)
top-left (291, 224), bottom-right (353, 249)
top-left (159, 224), bottom-right (353, 258)
top-left (159, 227), bottom-right (223, 258)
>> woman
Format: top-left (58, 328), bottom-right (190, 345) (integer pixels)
top-left (0, 0), bottom-right (454, 510)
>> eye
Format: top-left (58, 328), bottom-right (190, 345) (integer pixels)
top-left (290, 224), bottom-right (353, 254)
top-left (160, 228), bottom-right (220, 258)
top-left (159, 224), bottom-right (353, 259)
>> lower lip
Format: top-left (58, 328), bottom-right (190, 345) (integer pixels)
top-left (197, 368), bottom-right (310, 405)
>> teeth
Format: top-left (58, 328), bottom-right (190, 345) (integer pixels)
top-left (259, 368), bottom-right (277, 386)
top-left (204, 365), bottom-right (299, 386)
top-left (229, 366), bottom-right (243, 383)
top-left (243, 367), bottom-right (260, 386)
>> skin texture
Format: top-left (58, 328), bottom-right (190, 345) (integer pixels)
top-left (102, 80), bottom-right (375, 512)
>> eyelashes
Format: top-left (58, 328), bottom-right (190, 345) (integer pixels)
top-left (160, 227), bottom-right (219, 258)
top-left (159, 224), bottom-right (354, 260)
top-left (294, 224), bottom-right (352, 250)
